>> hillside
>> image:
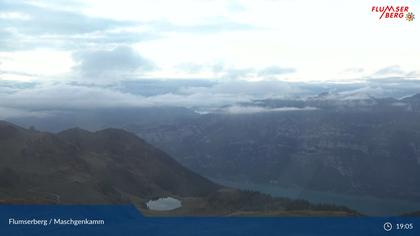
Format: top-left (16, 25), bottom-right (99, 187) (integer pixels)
top-left (0, 120), bottom-right (219, 203)
top-left (0, 121), bottom-right (357, 216)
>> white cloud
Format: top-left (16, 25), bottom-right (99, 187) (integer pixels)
top-left (0, 81), bottom-right (254, 112)
top-left (178, 80), bottom-right (307, 97)
top-left (216, 105), bottom-right (317, 114)
top-left (0, 12), bottom-right (31, 20)
top-left (0, 49), bottom-right (74, 80)
top-left (72, 46), bottom-right (155, 81)
top-left (0, 80), bottom-right (307, 115)
top-left (1, 77), bottom-right (420, 118)
top-left (0, 83), bottom-right (150, 110)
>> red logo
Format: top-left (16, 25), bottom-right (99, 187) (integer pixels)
top-left (406, 12), bottom-right (415, 21)
top-left (371, 6), bottom-right (415, 21)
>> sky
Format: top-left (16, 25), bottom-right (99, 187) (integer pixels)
top-left (0, 0), bottom-right (420, 118)
top-left (1, 0), bottom-right (419, 82)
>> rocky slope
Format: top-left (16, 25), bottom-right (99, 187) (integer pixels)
top-left (134, 95), bottom-right (420, 201)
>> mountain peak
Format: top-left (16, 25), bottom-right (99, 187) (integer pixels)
top-left (2, 122), bottom-right (220, 201)
top-left (402, 93), bottom-right (420, 101)
top-left (96, 128), bottom-right (139, 140)
top-left (0, 120), bottom-right (26, 139)
top-left (59, 127), bottom-right (92, 136)
top-left (0, 120), bottom-right (21, 129)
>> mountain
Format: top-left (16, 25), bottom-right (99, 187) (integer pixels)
top-left (11, 107), bottom-right (199, 133)
top-left (402, 93), bottom-right (420, 102)
top-left (0, 120), bottom-right (218, 203)
top-left (402, 93), bottom-right (420, 111)
top-left (134, 106), bottom-right (420, 202)
top-left (0, 121), bottom-right (356, 216)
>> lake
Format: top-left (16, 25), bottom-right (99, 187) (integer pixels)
top-left (212, 179), bottom-right (420, 216)
top-left (146, 197), bottom-right (182, 211)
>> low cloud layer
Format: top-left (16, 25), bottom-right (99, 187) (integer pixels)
top-left (210, 105), bottom-right (317, 114)
top-left (1, 78), bottom-right (420, 119)
top-left (0, 106), bottom-right (49, 119)
top-left (0, 79), bottom-right (309, 118)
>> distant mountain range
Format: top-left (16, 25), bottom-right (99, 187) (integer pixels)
top-left (132, 93), bottom-right (420, 201)
top-left (243, 91), bottom-right (420, 112)
top-left (0, 121), bottom-right (356, 216)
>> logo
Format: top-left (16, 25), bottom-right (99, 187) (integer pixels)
top-left (406, 12), bottom-right (415, 21)
top-left (371, 6), bottom-right (415, 21)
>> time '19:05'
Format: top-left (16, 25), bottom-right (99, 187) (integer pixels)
top-left (396, 223), bottom-right (413, 230)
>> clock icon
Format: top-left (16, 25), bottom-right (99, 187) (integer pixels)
top-left (384, 222), bottom-right (393, 232)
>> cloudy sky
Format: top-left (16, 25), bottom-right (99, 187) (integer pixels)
top-left (0, 0), bottom-right (420, 118)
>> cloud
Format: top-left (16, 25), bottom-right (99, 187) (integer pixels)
top-left (72, 46), bottom-right (155, 80)
top-left (339, 86), bottom-right (387, 98)
top-left (149, 19), bottom-right (254, 34)
top-left (0, 82), bottom-right (253, 116)
top-left (0, 79), bottom-right (308, 117)
top-left (0, 106), bottom-right (49, 119)
top-left (0, 70), bottom-right (39, 79)
top-left (0, 79), bottom-right (38, 90)
top-left (0, 0), bottom-right (254, 52)
top-left (176, 63), bottom-right (207, 73)
top-left (178, 80), bottom-right (307, 98)
top-left (2, 78), bottom-right (420, 119)
top-left (258, 66), bottom-right (296, 77)
top-left (0, 0), bottom-right (153, 51)
top-left (341, 67), bottom-right (365, 74)
top-left (118, 79), bottom-right (215, 96)
top-left (213, 105), bottom-right (317, 114)
top-left (0, 29), bottom-right (25, 51)
top-left (0, 0), bottom-right (131, 35)
top-left (146, 92), bottom-right (250, 108)
top-left (218, 65), bottom-right (296, 80)
top-left (226, 0), bottom-right (246, 12)
top-left (369, 65), bottom-right (418, 80)
top-left (0, 83), bottom-right (151, 110)
top-left (221, 68), bottom-right (256, 80)
top-left (176, 63), bottom-right (296, 80)
top-left (360, 65), bottom-right (419, 87)
top-left (373, 65), bottom-right (406, 77)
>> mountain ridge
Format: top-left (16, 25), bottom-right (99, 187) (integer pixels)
top-left (0, 121), bottom-right (358, 216)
